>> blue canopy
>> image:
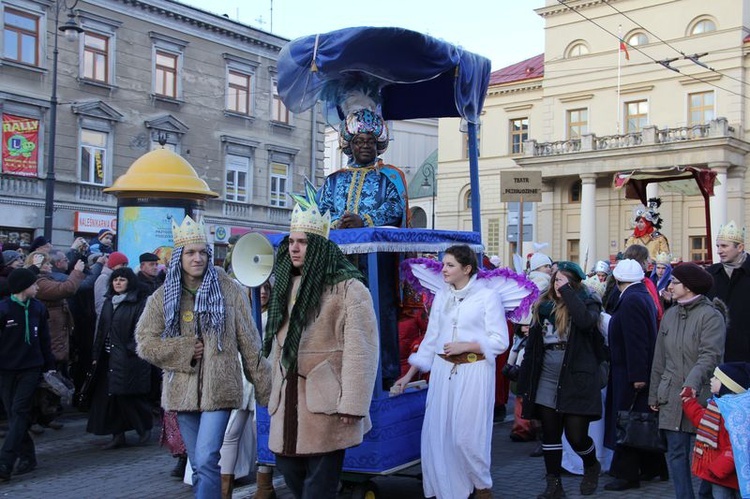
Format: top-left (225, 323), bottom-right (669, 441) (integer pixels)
top-left (276, 26), bottom-right (491, 124)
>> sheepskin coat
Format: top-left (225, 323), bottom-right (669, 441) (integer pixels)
top-left (36, 269), bottom-right (84, 361)
top-left (135, 267), bottom-right (271, 411)
top-left (267, 278), bottom-right (379, 456)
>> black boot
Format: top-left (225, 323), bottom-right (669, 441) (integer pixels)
top-left (580, 460), bottom-right (600, 495)
top-left (171, 455), bottom-right (188, 479)
top-left (537, 474), bottom-right (566, 499)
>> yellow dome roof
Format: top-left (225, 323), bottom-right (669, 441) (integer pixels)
top-left (104, 149), bottom-right (218, 198)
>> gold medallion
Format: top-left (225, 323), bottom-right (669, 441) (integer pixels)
top-left (467, 353), bottom-right (478, 363)
top-left (182, 311), bottom-right (194, 323)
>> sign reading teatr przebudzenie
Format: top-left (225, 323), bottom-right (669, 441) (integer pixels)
top-left (500, 170), bottom-right (543, 202)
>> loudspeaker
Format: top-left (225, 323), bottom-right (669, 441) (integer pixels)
top-left (231, 232), bottom-right (274, 287)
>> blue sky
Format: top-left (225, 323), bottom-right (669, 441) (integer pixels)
top-left (181, 0), bottom-right (546, 71)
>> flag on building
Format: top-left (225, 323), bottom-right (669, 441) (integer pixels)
top-left (619, 40), bottom-right (630, 61)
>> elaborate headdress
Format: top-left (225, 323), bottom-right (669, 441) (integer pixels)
top-left (323, 75), bottom-right (389, 157)
top-left (634, 197), bottom-right (663, 230)
top-left (288, 179), bottom-right (331, 239)
top-left (654, 252), bottom-right (671, 265)
top-left (717, 220), bottom-right (745, 245)
top-left (171, 215), bottom-right (208, 248)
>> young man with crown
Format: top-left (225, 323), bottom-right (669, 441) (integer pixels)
top-left (135, 215), bottom-right (271, 499)
top-left (262, 190), bottom-right (379, 499)
top-left (707, 220), bottom-right (750, 362)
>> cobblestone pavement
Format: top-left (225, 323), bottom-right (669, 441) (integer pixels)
top-left (1, 402), bottom-right (697, 499)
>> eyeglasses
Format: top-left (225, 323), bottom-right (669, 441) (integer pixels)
top-left (670, 279), bottom-right (682, 286)
top-left (351, 138), bottom-right (377, 147)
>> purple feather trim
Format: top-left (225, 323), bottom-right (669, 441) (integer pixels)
top-left (400, 257), bottom-right (442, 308)
top-left (477, 267), bottom-right (540, 321)
top-left (400, 258), bottom-right (539, 320)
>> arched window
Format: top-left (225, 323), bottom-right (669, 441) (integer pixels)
top-left (464, 190), bottom-right (472, 210)
top-left (627, 32), bottom-right (648, 46)
top-left (566, 42), bottom-right (589, 58)
top-left (689, 18), bottom-right (716, 35)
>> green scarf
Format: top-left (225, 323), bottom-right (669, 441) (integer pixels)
top-left (263, 234), bottom-right (365, 371)
top-left (10, 295), bottom-right (31, 344)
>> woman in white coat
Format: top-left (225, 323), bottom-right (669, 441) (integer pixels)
top-left (394, 245), bottom-right (509, 499)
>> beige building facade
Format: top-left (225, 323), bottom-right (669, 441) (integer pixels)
top-left (438, 0), bottom-right (750, 266)
top-left (0, 0), bottom-right (321, 254)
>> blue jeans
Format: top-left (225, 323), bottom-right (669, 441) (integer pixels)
top-left (177, 411), bottom-right (231, 499)
top-left (708, 481), bottom-right (740, 499)
top-left (0, 369), bottom-right (41, 471)
top-left (664, 430), bottom-right (695, 499)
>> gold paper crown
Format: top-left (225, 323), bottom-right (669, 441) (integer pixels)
top-left (288, 179), bottom-right (331, 239)
top-left (654, 252), bottom-right (671, 265)
top-left (171, 215), bottom-right (208, 248)
top-left (717, 220), bottom-right (745, 245)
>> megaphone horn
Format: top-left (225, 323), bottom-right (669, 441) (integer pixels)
top-left (231, 232), bottom-right (275, 288)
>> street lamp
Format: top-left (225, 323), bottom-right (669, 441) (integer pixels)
top-left (43, 0), bottom-right (83, 240)
top-left (420, 163), bottom-right (436, 229)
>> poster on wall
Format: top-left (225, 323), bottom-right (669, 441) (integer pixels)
top-left (117, 206), bottom-right (185, 268)
top-left (2, 114), bottom-right (40, 177)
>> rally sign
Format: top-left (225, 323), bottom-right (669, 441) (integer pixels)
top-left (2, 114), bottom-right (40, 177)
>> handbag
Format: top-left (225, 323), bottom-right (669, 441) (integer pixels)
top-left (75, 366), bottom-right (97, 412)
top-left (615, 391), bottom-right (666, 453)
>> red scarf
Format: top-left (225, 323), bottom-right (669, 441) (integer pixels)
top-left (633, 220), bottom-right (654, 238)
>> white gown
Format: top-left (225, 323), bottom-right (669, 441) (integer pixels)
top-left (409, 277), bottom-right (509, 499)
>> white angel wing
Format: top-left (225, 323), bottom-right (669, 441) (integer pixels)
top-left (478, 268), bottom-right (540, 320)
top-left (402, 258), bottom-right (444, 297)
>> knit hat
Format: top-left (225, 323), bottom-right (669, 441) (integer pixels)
top-left (671, 262), bottom-right (713, 295)
top-left (556, 261), bottom-right (586, 281)
top-left (97, 228), bottom-right (115, 242)
top-left (107, 251), bottom-right (129, 269)
top-left (139, 252), bottom-right (159, 263)
top-left (529, 253), bottom-right (553, 272)
top-left (8, 268), bottom-right (37, 294)
top-left (714, 362), bottom-right (750, 396)
top-left (2, 250), bottom-right (23, 267)
top-left (613, 259), bottom-right (644, 283)
top-left (29, 236), bottom-right (50, 252)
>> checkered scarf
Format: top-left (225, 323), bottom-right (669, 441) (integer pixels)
top-left (162, 245), bottom-right (225, 349)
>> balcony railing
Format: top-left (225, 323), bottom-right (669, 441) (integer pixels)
top-left (524, 118), bottom-right (732, 157)
top-left (0, 175), bottom-right (42, 197)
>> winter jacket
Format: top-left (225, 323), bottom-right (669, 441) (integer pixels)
top-left (518, 284), bottom-right (606, 420)
top-left (707, 255), bottom-right (750, 362)
top-left (35, 269), bottom-right (84, 361)
top-left (267, 278), bottom-right (379, 456)
top-left (93, 289), bottom-right (150, 395)
top-left (683, 397), bottom-right (738, 490)
top-left (0, 297), bottom-right (56, 372)
top-left (136, 267), bottom-right (271, 412)
top-left (648, 295), bottom-right (726, 432)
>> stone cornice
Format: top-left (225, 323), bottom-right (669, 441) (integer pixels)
top-left (535, 0), bottom-right (622, 18)
top-left (488, 82), bottom-right (543, 96)
top-left (113, 0), bottom-right (286, 52)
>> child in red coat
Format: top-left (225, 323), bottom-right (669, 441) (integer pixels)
top-left (681, 362), bottom-right (750, 499)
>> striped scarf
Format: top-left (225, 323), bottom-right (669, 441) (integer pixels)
top-left (262, 234), bottom-right (364, 371)
top-left (695, 398), bottom-right (721, 453)
top-left (162, 245), bottom-right (226, 349)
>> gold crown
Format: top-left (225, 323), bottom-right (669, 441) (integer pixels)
top-left (654, 252), bottom-right (671, 265)
top-left (171, 215), bottom-right (208, 248)
top-left (288, 179), bottom-right (330, 239)
top-left (717, 220), bottom-right (745, 245)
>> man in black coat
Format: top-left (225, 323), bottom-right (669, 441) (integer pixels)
top-left (706, 221), bottom-right (750, 362)
top-left (136, 252), bottom-right (163, 296)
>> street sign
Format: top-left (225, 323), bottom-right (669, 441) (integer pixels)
top-left (500, 170), bottom-right (543, 203)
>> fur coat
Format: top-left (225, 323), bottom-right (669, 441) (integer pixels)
top-left (135, 267), bottom-right (271, 411)
top-left (267, 278), bottom-right (379, 456)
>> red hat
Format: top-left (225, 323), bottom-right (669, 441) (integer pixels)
top-left (107, 251), bottom-right (129, 269)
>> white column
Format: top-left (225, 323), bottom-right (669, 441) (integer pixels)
top-left (579, 173), bottom-right (597, 270)
top-left (709, 162), bottom-right (729, 261)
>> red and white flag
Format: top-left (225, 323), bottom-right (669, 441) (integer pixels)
top-left (619, 40), bottom-right (630, 61)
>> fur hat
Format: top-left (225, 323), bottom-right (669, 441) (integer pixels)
top-left (613, 259), bottom-right (644, 283)
top-left (8, 268), bottom-right (37, 294)
top-left (529, 253), bottom-right (553, 272)
top-left (107, 251), bottom-right (129, 269)
top-left (671, 262), bottom-right (713, 295)
top-left (714, 362), bottom-right (750, 396)
top-left (29, 236), bottom-right (50, 252)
